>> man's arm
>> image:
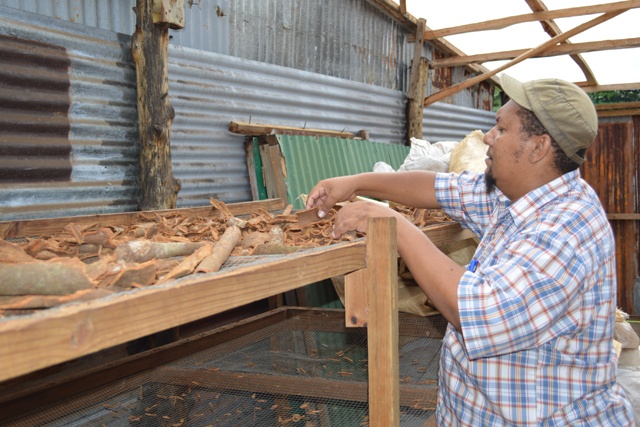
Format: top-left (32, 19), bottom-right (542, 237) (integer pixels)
top-left (306, 170), bottom-right (441, 214)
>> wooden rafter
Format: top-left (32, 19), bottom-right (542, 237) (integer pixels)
top-left (367, 0), bottom-right (500, 85)
top-left (421, 0), bottom-right (640, 40)
top-left (368, 0), bottom-right (640, 99)
top-left (525, 0), bottom-right (597, 85)
top-left (423, 10), bottom-right (624, 107)
top-left (428, 37), bottom-right (640, 68)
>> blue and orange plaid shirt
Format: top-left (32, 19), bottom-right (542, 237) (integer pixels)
top-left (434, 170), bottom-right (634, 426)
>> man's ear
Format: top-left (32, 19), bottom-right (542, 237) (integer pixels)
top-left (528, 134), bottom-right (553, 164)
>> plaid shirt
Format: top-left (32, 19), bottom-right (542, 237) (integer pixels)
top-left (434, 170), bottom-right (634, 426)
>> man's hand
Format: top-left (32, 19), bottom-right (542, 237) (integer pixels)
top-left (331, 201), bottom-right (399, 238)
top-left (305, 176), bottom-right (358, 218)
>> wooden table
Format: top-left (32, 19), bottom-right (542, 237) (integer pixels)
top-left (0, 201), bottom-right (473, 426)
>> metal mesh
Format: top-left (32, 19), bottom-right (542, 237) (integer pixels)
top-left (5, 312), bottom-right (446, 426)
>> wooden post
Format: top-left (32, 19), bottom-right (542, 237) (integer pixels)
top-left (407, 18), bottom-right (428, 142)
top-left (131, 0), bottom-right (184, 211)
top-left (345, 268), bottom-right (368, 327)
top-left (366, 217), bottom-right (400, 427)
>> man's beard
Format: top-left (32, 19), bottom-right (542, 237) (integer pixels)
top-left (485, 169), bottom-right (497, 194)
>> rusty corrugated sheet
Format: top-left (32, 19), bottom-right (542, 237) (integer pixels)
top-left (0, 34), bottom-right (72, 183)
top-left (0, 6), bottom-right (139, 221)
top-left (582, 116), bottom-right (639, 314)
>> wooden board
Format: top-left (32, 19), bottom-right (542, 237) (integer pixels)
top-left (0, 199), bottom-right (286, 239)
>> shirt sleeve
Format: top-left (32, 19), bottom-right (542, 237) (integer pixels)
top-left (434, 171), bottom-right (496, 237)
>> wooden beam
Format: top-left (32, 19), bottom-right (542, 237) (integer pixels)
top-left (598, 108), bottom-right (640, 118)
top-left (596, 102), bottom-right (640, 111)
top-left (607, 213), bottom-right (640, 220)
top-left (424, 11), bottom-right (623, 107)
top-left (151, 0), bottom-right (185, 29)
top-left (525, 0), bottom-right (597, 85)
top-left (422, 0), bottom-right (640, 40)
top-left (158, 366), bottom-right (438, 408)
top-left (367, 0), bottom-right (499, 86)
top-left (132, 0), bottom-right (181, 210)
top-left (0, 199), bottom-right (286, 239)
top-left (366, 217), bottom-right (400, 427)
top-left (428, 37), bottom-right (640, 68)
top-left (229, 121), bottom-right (355, 139)
top-left (407, 18), bottom-right (428, 141)
top-left (581, 82), bottom-right (640, 93)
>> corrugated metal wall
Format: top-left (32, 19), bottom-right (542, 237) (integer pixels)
top-left (0, 0), bottom-right (495, 109)
top-left (168, 45), bottom-right (409, 208)
top-left (0, 2), bottom-right (496, 221)
top-left (0, 6), bottom-right (139, 222)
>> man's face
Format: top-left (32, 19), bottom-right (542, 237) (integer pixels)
top-left (482, 100), bottom-right (529, 197)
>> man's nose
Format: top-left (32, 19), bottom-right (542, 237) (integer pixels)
top-left (483, 129), bottom-right (494, 146)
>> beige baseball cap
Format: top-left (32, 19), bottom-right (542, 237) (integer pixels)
top-left (500, 74), bottom-right (598, 165)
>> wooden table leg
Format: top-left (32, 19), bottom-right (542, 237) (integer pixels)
top-left (366, 217), bottom-right (399, 427)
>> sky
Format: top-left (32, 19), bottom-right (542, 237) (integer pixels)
top-left (397, 0), bottom-right (640, 86)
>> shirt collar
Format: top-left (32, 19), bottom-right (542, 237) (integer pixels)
top-left (507, 169), bottom-right (580, 226)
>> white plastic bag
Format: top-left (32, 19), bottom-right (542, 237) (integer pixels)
top-left (398, 138), bottom-right (458, 173)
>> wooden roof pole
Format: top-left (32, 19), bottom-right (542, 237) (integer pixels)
top-left (428, 37), bottom-right (640, 68)
top-left (525, 0), bottom-right (597, 86)
top-left (423, 10), bottom-right (623, 107)
top-left (132, 0), bottom-right (184, 211)
top-left (407, 18), bottom-right (428, 142)
top-left (421, 0), bottom-right (640, 40)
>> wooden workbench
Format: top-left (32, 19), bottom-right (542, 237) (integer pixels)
top-left (0, 200), bottom-right (473, 426)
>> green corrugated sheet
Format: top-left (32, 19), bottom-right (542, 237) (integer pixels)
top-left (257, 135), bottom-right (410, 210)
top-left (251, 135), bottom-right (410, 308)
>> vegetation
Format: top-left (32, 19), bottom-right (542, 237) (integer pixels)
top-left (493, 87), bottom-right (640, 111)
top-left (588, 89), bottom-right (640, 104)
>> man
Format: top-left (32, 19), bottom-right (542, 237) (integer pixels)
top-left (305, 75), bottom-right (634, 426)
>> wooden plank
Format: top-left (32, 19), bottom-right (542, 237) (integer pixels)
top-left (598, 108), bottom-right (640, 118)
top-left (366, 217), bottom-right (400, 427)
top-left (422, 222), bottom-right (476, 247)
top-left (582, 82), bottom-right (640, 93)
top-left (268, 142), bottom-right (289, 203)
top-left (0, 242), bottom-right (366, 382)
top-left (229, 121), bottom-right (355, 139)
top-left (428, 38), bottom-right (640, 69)
top-left (0, 199), bottom-right (286, 239)
top-left (158, 366), bottom-right (438, 408)
top-left (421, 0), bottom-right (640, 40)
top-left (607, 213), bottom-right (640, 220)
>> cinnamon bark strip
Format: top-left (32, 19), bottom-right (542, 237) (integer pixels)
top-left (0, 258), bottom-right (95, 295)
top-left (196, 225), bottom-right (242, 273)
top-left (160, 243), bottom-right (213, 283)
top-left (0, 240), bottom-right (34, 263)
top-left (115, 240), bottom-right (206, 263)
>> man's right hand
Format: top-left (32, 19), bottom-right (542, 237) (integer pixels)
top-left (305, 176), bottom-right (358, 218)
